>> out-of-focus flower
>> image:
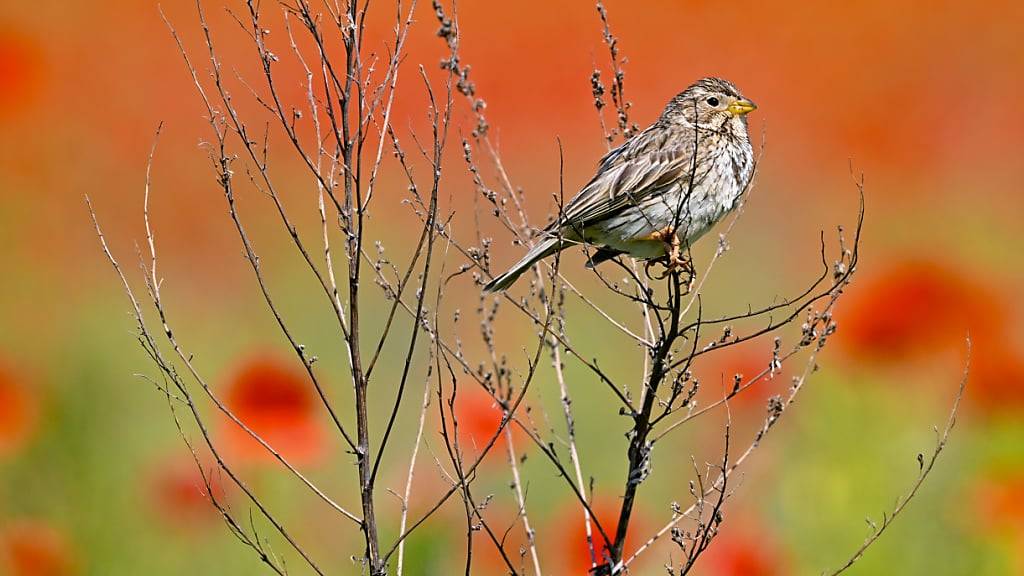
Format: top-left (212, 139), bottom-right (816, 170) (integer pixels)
top-left (0, 360), bottom-right (39, 459)
top-left (696, 340), bottom-right (785, 410)
top-left (452, 386), bottom-right (523, 455)
top-left (222, 353), bottom-right (326, 466)
top-left (698, 522), bottom-right (786, 576)
top-left (967, 345), bottom-right (1024, 411)
top-left (0, 520), bottom-right (77, 576)
top-left (838, 260), bottom-right (1004, 360)
top-left (968, 469), bottom-right (1024, 572)
top-left (547, 498), bottom-right (648, 574)
top-left (838, 259), bottom-right (1024, 410)
top-left (146, 454), bottom-right (224, 529)
top-left (970, 471), bottom-right (1024, 533)
top-left (0, 31), bottom-right (42, 118)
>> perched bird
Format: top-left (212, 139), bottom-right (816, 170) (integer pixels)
top-left (483, 77), bottom-right (757, 293)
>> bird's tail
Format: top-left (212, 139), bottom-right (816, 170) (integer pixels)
top-left (483, 237), bottom-right (563, 293)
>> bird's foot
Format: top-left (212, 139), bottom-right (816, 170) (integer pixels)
top-left (644, 228), bottom-right (695, 285)
top-left (645, 254), bottom-right (693, 281)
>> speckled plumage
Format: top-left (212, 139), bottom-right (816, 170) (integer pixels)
top-left (484, 77), bottom-right (756, 292)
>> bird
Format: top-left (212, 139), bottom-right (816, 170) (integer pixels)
top-left (482, 77), bottom-right (757, 293)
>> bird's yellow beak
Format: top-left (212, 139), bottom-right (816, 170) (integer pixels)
top-left (727, 99), bottom-right (757, 116)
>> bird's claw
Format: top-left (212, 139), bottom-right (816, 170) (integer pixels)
top-left (644, 254), bottom-right (693, 281)
top-left (644, 228), bottom-right (695, 285)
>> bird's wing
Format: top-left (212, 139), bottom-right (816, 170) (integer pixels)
top-left (557, 136), bottom-right (699, 230)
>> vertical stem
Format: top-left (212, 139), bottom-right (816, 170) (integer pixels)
top-left (337, 2), bottom-right (379, 572)
top-left (610, 274), bottom-right (681, 567)
top-left (354, 348), bottom-right (379, 574)
top-left (506, 427), bottom-right (543, 576)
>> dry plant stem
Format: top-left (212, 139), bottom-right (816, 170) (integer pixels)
top-left (362, 0), bottom-right (418, 209)
top-left (370, 65), bottom-right (450, 488)
top-left (595, 0), bottom-right (633, 142)
top-left (364, 126), bottom-right (433, 381)
top-left (618, 254), bottom-right (855, 572)
top-left (282, 10), bottom-right (352, 394)
top-left (165, 10), bottom-right (367, 525)
top-left (485, 270), bottom-right (639, 411)
top-left (677, 414), bottom-right (733, 574)
top-left (168, 397), bottom-right (289, 576)
top-left (524, 227), bottom-right (619, 564)
top-left (218, 109), bottom-right (365, 522)
top-left (653, 345), bottom-right (800, 439)
top-left (360, 1), bottom-right (426, 381)
top-left (167, 1), bottom-right (431, 571)
top-left (367, 180), bottom-right (623, 556)
top-left (430, 0), bottom-right (530, 231)
top-left (381, 281), bottom-right (557, 565)
top-left (505, 427), bottom-right (543, 576)
top-left (330, 2), bottom-right (381, 568)
top-left (359, 226), bottom-right (637, 412)
top-left (607, 272), bottom-right (687, 568)
top-left (88, 200), bottom-right (327, 575)
top-left (364, 256), bottom-right (617, 554)
top-left (251, 4), bottom-right (446, 567)
top-left (824, 339), bottom-right (970, 575)
top-left (163, 4), bottom-right (357, 450)
top-left (91, 124), bottom-right (327, 571)
top-left (133, 123), bottom-right (356, 520)
top-left (636, 263), bottom-right (656, 402)
top-left (417, 112), bottom-right (644, 413)
top-left (553, 334), bottom-right (597, 569)
top-left (396, 231), bottom-right (453, 576)
top-left (436, 356), bottom-right (521, 576)
top-left (551, 275), bottom-right (652, 346)
top-left (395, 363), bottom-right (434, 576)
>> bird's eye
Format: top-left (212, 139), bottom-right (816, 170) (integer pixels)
top-left (706, 97), bottom-right (720, 107)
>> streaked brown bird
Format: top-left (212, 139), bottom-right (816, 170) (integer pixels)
top-left (483, 77), bottom-right (757, 292)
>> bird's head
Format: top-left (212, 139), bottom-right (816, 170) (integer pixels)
top-left (662, 77), bottom-right (756, 134)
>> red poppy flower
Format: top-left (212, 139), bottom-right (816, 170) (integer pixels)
top-left (547, 498), bottom-right (648, 574)
top-left (0, 360), bottom-right (39, 459)
top-left (222, 353), bottom-right (326, 466)
top-left (970, 471), bottom-right (1024, 533)
top-left (967, 469), bottom-right (1024, 572)
top-left (696, 341), bottom-right (784, 410)
top-left (838, 260), bottom-right (1024, 410)
top-left (698, 523), bottom-right (786, 576)
top-left (0, 31), bottom-right (42, 118)
top-left (969, 345), bottom-right (1024, 411)
top-left (0, 520), bottom-right (77, 576)
top-left (452, 385), bottom-right (524, 457)
top-left (838, 260), bottom-right (1004, 361)
top-left (146, 454), bottom-right (225, 529)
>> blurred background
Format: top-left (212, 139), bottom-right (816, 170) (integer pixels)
top-left (1, 0), bottom-right (1023, 574)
